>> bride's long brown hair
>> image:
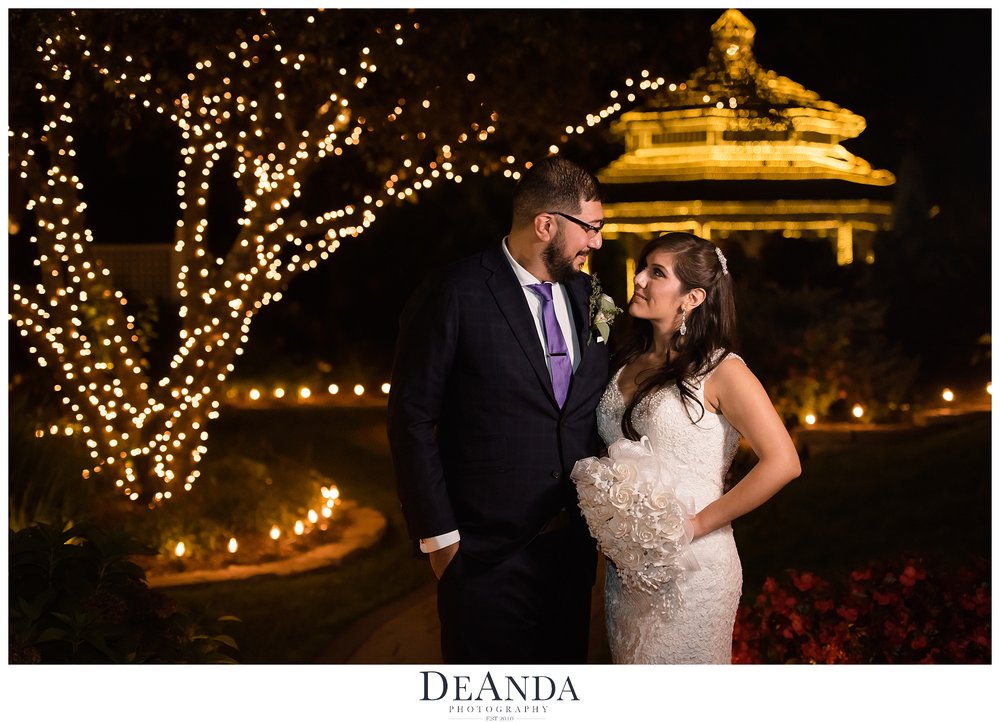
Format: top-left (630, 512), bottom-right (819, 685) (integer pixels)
top-left (615, 232), bottom-right (739, 440)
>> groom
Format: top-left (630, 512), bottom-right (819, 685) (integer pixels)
top-left (387, 157), bottom-right (610, 664)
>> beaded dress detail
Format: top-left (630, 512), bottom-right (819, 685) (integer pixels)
top-left (595, 351), bottom-right (744, 664)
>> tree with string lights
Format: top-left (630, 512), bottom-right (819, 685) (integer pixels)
top-left (8, 9), bottom-right (665, 508)
top-left (8, 9), bottom-right (525, 506)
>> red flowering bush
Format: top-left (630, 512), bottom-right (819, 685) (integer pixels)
top-left (733, 557), bottom-right (990, 663)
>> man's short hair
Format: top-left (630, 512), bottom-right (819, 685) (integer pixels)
top-left (511, 156), bottom-right (603, 228)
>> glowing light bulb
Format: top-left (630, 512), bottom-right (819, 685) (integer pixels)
top-left (175, 541), bottom-right (186, 557)
top-left (942, 388), bottom-right (955, 402)
top-left (308, 509), bottom-right (318, 523)
top-left (987, 383), bottom-right (992, 396)
top-left (249, 388), bottom-right (261, 401)
top-left (804, 414), bottom-right (816, 426)
top-left (328, 383), bottom-right (339, 395)
top-left (852, 404), bottom-right (864, 419)
top-left (294, 520), bottom-right (304, 535)
top-left (270, 525), bottom-right (280, 540)
top-left (273, 386), bottom-right (285, 399)
top-left (299, 386), bottom-right (311, 399)
top-left (354, 384), bottom-right (364, 396)
top-left (381, 382), bottom-right (391, 394)
top-left (228, 537), bottom-right (238, 553)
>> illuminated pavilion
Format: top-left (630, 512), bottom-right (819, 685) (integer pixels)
top-left (598, 8), bottom-right (895, 280)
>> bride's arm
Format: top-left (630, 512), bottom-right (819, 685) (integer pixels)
top-left (693, 357), bottom-right (801, 539)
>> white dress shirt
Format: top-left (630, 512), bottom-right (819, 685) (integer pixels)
top-left (501, 236), bottom-right (581, 373)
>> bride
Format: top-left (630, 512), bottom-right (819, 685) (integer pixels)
top-left (589, 232), bottom-right (801, 664)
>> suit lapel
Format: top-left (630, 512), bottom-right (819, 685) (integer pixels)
top-left (483, 248), bottom-right (556, 404)
top-left (566, 274), bottom-right (592, 360)
top-left (564, 274), bottom-right (598, 409)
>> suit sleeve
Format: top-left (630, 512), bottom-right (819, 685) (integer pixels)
top-left (386, 275), bottom-right (460, 542)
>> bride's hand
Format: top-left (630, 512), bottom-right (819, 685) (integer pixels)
top-left (688, 514), bottom-right (704, 541)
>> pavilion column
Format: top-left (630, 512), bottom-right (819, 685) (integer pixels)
top-left (625, 256), bottom-right (636, 302)
top-left (836, 222), bottom-right (854, 266)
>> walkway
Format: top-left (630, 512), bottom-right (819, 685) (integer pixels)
top-left (314, 563), bottom-right (613, 664)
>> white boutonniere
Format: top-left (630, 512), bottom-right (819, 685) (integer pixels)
top-left (588, 274), bottom-right (623, 344)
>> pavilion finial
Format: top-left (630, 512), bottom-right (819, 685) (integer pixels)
top-left (711, 9), bottom-right (756, 71)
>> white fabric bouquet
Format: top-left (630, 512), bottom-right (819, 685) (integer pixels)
top-left (571, 436), bottom-right (699, 602)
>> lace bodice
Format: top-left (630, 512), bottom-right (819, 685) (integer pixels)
top-left (595, 350), bottom-right (745, 663)
top-left (597, 352), bottom-right (743, 505)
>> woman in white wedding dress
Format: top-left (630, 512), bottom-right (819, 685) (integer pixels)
top-left (595, 233), bottom-right (801, 664)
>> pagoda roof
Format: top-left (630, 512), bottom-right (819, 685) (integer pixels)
top-left (642, 9), bottom-right (863, 132)
top-left (602, 179), bottom-right (896, 205)
top-left (600, 9), bottom-right (894, 187)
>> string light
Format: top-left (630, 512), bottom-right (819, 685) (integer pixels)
top-left (10, 12), bottom-right (671, 507)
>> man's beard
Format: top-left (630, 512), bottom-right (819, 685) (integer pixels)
top-left (542, 229), bottom-right (585, 284)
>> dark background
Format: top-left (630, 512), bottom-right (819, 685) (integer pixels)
top-left (8, 9), bottom-right (992, 390)
top-left (244, 10), bottom-right (990, 387)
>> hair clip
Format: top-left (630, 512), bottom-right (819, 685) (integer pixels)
top-left (715, 246), bottom-right (729, 275)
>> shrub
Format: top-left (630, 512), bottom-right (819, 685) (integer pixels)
top-left (733, 557), bottom-right (990, 663)
top-left (9, 521), bottom-right (240, 663)
top-left (7, 390), bottom-right (106, 531)
top-left (133, 450), bottom-right (340, 567)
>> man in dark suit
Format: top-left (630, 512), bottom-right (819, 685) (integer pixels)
top-left (387, 157), bottom-right (611, 664)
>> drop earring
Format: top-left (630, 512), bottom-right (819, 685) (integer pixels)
top-left (679, 309), bottom-right (687, 336)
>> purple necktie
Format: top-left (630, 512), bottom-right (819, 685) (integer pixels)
top-left (528, 283), bottom-right (572, 407)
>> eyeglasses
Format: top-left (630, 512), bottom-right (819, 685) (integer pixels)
top-left (546, 210), bottom-right (605, 236)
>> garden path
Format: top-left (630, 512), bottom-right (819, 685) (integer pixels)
top-left (314, 561), bottom-right (613, 664)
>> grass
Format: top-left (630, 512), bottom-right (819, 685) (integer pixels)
top-left (161, 405), bottom-right (431, 664)
top-left (167, 536), bottom-right (429, 663)
top-left (733, 413), bottom-right (991, 593)
top-left (99, 407), bottom-right (997, 663)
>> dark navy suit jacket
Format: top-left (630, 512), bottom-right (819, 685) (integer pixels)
top-left (387, 244), bottom-right (610, 563)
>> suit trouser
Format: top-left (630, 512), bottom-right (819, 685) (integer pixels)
top-left (436, 525), bottom-right (595, 664)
